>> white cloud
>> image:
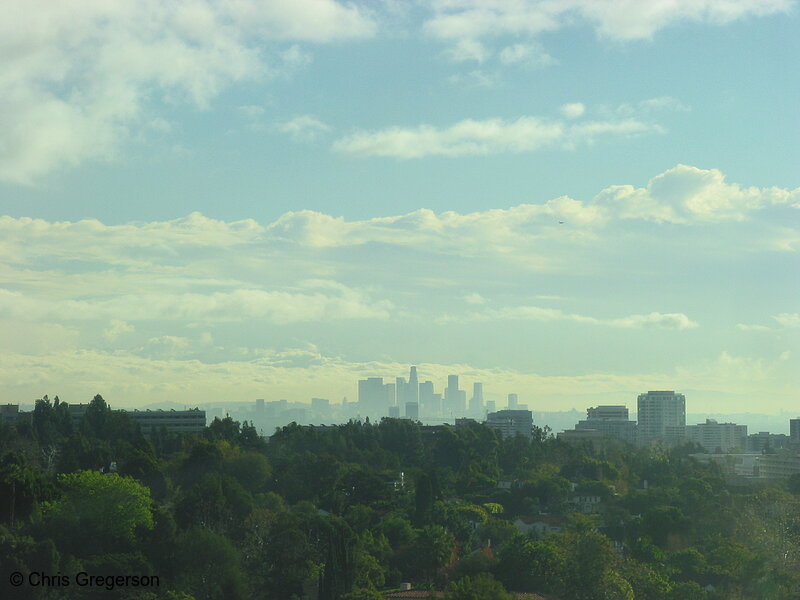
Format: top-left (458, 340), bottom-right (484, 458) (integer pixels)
top-left (449, 305), bottom-right (698, 329)
top-left (594, 164), bottom-right (800, 223)
top-left (278, 115), bottom-right (331, 142)
top-left (104, 320), bottom-right (135, 341)
top-left (773, 313), bottom-right (800, 328)
top-left (638, 96), bottom-right (691, 113)
top-left (498, 43), bottom-right (554, 66)
top-left (0, 285), bottom-right (392, 325)
top-left (0, 0), bottom-right (376, 184)
top-left (736, 323), bottom-right (773, 332)
top-left (446, 70), bottom-right (499, 88)
top-left (333, 114), bottom-right (658, 158)
top-left (464, 293), bottom-right (488, 305)
top-left (444, 39), bottom-right (491, 63)
top-left (424, 0), bottom-right (792, 42)
top-left (560, 103), bottom-right (585, 119)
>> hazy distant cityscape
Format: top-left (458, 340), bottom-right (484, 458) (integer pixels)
top-left (4, 364), bottom-right (796, 459)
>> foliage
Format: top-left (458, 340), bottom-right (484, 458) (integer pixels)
top-left (2, 397), bottom-right (800, 600)
top-left (43, 470), bottom-right (153, 554)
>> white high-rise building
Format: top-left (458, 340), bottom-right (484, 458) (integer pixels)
top-left (685, 419), bottom-right (747, 453)
top-left (637, 391), bottom-right (686, 446)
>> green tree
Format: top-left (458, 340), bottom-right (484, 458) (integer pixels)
top-left (443, 573), bottom-right (513, 600)
top-left (175, 526), bottom-right (248, 600)
top-left (44, 470), bottom-right (154, 555)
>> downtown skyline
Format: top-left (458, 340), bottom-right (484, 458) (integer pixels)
top-left (0, 1), bottom-right (798, 412)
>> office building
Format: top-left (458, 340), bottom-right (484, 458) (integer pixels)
top-left (469, 382), bottom-right (484, 415)
top-left (485, 409), bottom-right (533, 439)
top-left (419, 381), bottom-right (439, 417)
top-left (685, 419), bottom-right (747, 453)
top-left (405, 402), bottom-right (419, 420)
top-left (407, 366), bottom-right (419, 404)
top-left (127, 408), bottom-right (206, 436)
top-left (791, 418), bottom-right (800, 448)
top-left (557, 428), bottom-right (607, 449)
top-left (507, 393), bottom-right (518, 410)
top-left (748, 432), bottom-right (789, 452)
top-left (358, 377), bottom-right (393, 417)
top-left (574, 405), bottom-right (637, 444)
top-left (637, 391), bottom-right (686, 446)
top-left (587, 406), bottom-right (629, 421)
top-left (311, 397), bottom-right (330, 414)
top-left (444, 375), bottom-right (466, 416)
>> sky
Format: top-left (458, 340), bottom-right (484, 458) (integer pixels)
top-left (0, 0), bottom-right (798, 413)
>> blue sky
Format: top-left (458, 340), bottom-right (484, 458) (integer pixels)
top-left (0, 1), bottom-right (798, 412)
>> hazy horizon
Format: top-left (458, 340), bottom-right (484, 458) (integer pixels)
top-left (1, 1), bottom-right (797, 413)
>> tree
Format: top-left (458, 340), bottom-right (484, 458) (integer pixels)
top-left (443, 573), bottom-right (513, 600)
top-left (44, 470), bottom-right (154, 555)
top-left (414, 525), bottom-right (455, 581)
top-left (175, 526), bottom-right (248, 600)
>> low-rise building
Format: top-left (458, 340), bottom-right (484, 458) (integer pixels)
top-left (484, 409), bottom-right (533, 439)
top-left (685, 419), bottom-right (747, 453)
top-left (747, 432), bottom-right (789, 452)
top-left (126, 408), bottom-right (206, 436)
top-left (557, 428), bottom-right (607, 449)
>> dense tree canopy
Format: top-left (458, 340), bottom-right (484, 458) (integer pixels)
top-left (1, 397), bottom-right (799, 600)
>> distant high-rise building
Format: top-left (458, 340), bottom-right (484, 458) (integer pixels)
top-left (407, 366), bottom-right (419, 405)
top-left (405, 402), bottom-right (419, 420)
top-left (419, 380), bottom-right (437, 416)
top-left (507, 393), bottom-right (518, 410)
top-left (311, 397), bottom-right (330, 413)
top-left (388, 405), bottom-right (400, 418)
top-left (395, 377), bottom-right (407, 406)
top-left (637, 391), bottom-right (686, 445)
top-left (469, 382), bottom-right (484, 414)
top-left (385, 383), bottom-right (396, 407)
top-left (791, 418), bottom-right (800, 447)
top-left (485, 400), bottom-right (496, 414)
top-left (358, 377), bottom-right (393, 417)
top-left (485, 409), bottom-right (533, 439)
top-left (256, 398), bottom-right (265, 413)
top-left (587, 405), bottom-right (628, 420)
top-left (574, 405), bottom-right (637, 444)
top-left (685, 419), bottom-right (747, 453)
top-left (444, 375), bottom-right (466, 416)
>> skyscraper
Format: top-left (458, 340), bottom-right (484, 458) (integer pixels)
top-left (637, 391), bottom-right (686, 446)
top-left (358, 377), bottom-right (393, 418)
top-left (444, 375), bottom-right (466, 416)
top-left (469, 382), bottom-right (484, 415)
top-left (507, 393), bottom-right (518, 410)
top-left (419, 380), bottom-right (438, 416)
top-left (407, 366), bottom-right (419, 404)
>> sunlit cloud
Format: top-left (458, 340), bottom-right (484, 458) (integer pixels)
top-left (443, 306), bottom-right (698, 329)
top-left (0, 0), bottom-right (376, 184)
top-left (278, 115), bottom-right (331, 142)
top-left (333, 115), bottom-right (658, 158)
